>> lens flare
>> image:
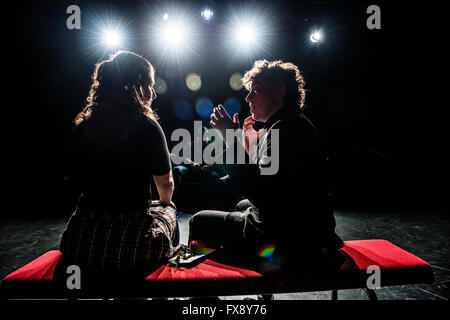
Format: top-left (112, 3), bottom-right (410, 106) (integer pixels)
top-left (257, 244), bottom-right (276, 259)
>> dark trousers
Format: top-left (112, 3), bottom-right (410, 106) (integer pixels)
top-left (188, 199), bottom-right (253, 248)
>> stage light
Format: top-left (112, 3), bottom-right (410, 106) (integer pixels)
top-left (101, 28), bottom-right (122, 47)
top-left (163, 13), bottom-right (169, 21)
top-left (201, 9), bottom-right (213, 20)
top-left (310, 30), bottom-right (323, 43)
top-left (234, 23), bottom-right (258, 47)
top-left (221, 7), bottom-right (274, 63)
top-left (82, 14), bottom-right (130, 58)
top-left (147, 10), bottom-right (199, 64)
top-left (162, 22), bottom-right (187, 47)
top-left (186, 73), bottom-right (202, 91)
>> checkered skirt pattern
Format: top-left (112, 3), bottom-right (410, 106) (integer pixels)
top-left (59, 205), bottom-right (178, 273)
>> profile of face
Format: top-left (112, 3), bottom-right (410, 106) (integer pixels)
top-left (245, 77), bottom-right (285, 122)
top-left (142, 83), bottom-right (157, 105)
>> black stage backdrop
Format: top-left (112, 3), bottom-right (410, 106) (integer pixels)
top-left (2, 0), bottom-right (447, 218)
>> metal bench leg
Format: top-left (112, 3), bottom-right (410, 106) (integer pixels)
top-left (332, 290), bottom-right (338, 300)
top-left (363, 288), bottom-right (378, 300)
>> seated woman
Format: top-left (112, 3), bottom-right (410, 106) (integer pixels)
top-left (59, 51), bottom-right (177, 275)
top-left (189, 60), bottom-right (345, 275)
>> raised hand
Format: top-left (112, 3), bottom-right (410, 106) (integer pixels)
top-left (210, 104), bottom-right (239, 137)
top-left (242, 116), bottom-right (264, 155)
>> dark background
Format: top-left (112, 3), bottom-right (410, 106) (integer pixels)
top-left (3, 0), bottom-right (447, 217)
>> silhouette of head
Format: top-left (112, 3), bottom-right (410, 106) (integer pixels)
top-left (75, 51), bottom-right (158, 125)
top-left (243, 60), bottom-right (306, 122)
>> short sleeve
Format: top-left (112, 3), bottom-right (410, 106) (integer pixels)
top-left (146, 118), bottom-right (172, 176)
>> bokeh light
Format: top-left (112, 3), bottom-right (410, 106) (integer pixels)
top-left (223, 97), bottom-right (241, 116)
top-left (229, 73), bottom-right (244, 91)
top-left (186, 73), bottom-right (202, 91)
top-left (154, 77), bottom-right (168, 95)
top-left (195, 97), bottom-right (214, 119)
top-left (173, 100), bottom-right (194, 121)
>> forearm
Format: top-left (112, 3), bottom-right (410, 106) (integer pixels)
top-left (158, 180), bottom-right (174, 204)
top-left (154, 172), bottom-right (175, 204)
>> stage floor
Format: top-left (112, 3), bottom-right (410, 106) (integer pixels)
top-left (1, 206), bottom-right (448, 300)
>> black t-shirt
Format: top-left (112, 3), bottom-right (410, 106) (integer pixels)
top-left (221, 106), bottom-right (343, 253)
top-left (68, 107), bottom-right (171, 212)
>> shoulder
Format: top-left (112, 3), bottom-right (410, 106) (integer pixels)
top-left (136, 115), bottom-right (164, 133)
top-left (134, 115), bottom-right (168, 145)
top-left (271, 112), bottom-right (317, 136)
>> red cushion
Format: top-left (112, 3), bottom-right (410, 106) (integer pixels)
top-left (146, 259), bottom-right (262, 281)
top-left (3, 250), bottom-right (62, 282)
top-left (340, 239), bottom-right (431, 271)
top-left (0, 239), bottom-right (433, 298)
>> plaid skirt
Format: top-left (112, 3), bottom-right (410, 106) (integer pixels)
top-left (59, 205), bottom-right (179, 273)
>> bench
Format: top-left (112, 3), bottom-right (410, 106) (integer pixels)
top-left (0, 240), bottom-right (433, 300)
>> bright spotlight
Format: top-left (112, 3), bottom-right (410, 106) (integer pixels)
top-left (201, 9), bottom-right (214, 20)
top-left (235, 23), bottom-right (258, 46)
top-left (101, 29), bottom-right (122, 47)
top-left (163, 23), bottom-right (186, 46)
top-left (149, 11), bottom-right (198, 62)
top-left (310, 30), bottom-right (323, 43)
top-left (163, 13), bottom-right (169, 21)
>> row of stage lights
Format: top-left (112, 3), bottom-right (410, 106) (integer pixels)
top-left (98, 8), bottom-right (323, 52)
top-left (92, 7), bottom-right (324, 121)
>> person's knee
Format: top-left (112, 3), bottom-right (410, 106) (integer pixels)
top-left (189, 211), bottom-right (206, 233)
top-left (235, 199), bottom-right (253, 211)
top-left (189, 210), bottom-right (209, 228)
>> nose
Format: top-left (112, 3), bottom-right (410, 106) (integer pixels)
top-left (152, 88), bottom-right (157, 100)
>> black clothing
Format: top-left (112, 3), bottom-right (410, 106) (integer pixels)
top-left (207, 106), bottom-right (344, 266)
top-left (67, 106), bottom-right (171, 212)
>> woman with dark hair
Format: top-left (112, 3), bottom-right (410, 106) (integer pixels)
top-left (59, 51), bottom-right (178, 274)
